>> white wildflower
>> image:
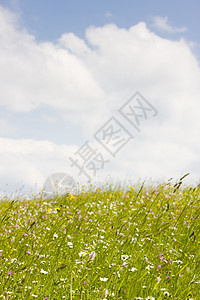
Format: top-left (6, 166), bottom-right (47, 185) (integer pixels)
top-left (146, 265), bottom-right (154, 270)
top-left (67, 242), bottom-right (73, 248)
top-left (121, 254), bottom-right (129, 261)
top-left (40, 269), bottom-right (48, 274)
top-left (100, 277), bottom-right (108, 282)
top-left (130, 267), bottom-right (137, 272)
top-left (173, 260), bottom-right (183, 264)
top-left (121, 262), bottom-right (128, 268)
top-left (79, 251), bottom-right (87, 257)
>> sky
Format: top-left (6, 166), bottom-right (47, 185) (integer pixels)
top-left (0, 0), bottom-right (200, 197)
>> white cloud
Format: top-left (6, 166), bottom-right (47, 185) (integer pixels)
top-left (0, 137), bottom-right (77, 194)
top-left (0, 6), bottom-right (105, 114)
top-left (152, 16), bottom-right (188, 33)
top-left (0, 6), bottom-right (200, 194)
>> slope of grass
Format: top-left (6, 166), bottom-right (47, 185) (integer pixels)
top-left (0, 181), bottom-right (200, 299)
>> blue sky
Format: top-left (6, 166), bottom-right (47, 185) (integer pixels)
top-left (2, 0), bottom-right (200, 43)
top-left (0, 0), bottom-right (200, 196)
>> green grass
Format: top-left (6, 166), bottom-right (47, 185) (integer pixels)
top-left (0, 180), bottom-right (200, 299)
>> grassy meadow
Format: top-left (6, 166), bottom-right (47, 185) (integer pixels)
top-left (0, 178), bottom-right (200, 299)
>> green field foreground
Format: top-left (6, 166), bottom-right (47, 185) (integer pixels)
top-left (0, 180), bottom-right (200, 299)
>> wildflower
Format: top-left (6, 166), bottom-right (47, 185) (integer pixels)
top-left (79, 251), bottom-right (87, 257)
top-left (0, 253), bottom-right (2, 257)
top-left (130, 267), bottom-right (137, 272)
top-left (8, 270), bottom-right (13, 275)
top-left (67, 242), bottom-right (73, 248)
top-left (121, 262), bottom-right (128, 268)
top-left (100, 277), bottom-right (108, 282)
top-left (103, 289), bottom-right (108, 297)
top-left (121, 254), bottom-right (129, 261)
top-left (89, 251), bottom-right (96, 262)
top-left (146, 265), bottom-right (154, 270)
top-left (40, 269), bottom-right (48, 274)
top-left (163, 291), bottom-right (170, 297)
top-left (159, 253), bottom-right (165, 261)
top-left (53, 233), bottom-right (58, 238)
top-left (26, 250), bottom-right (31, 254)
top-left (173, 260), bottom-right (183, 264)
top-left (157, 264), bottom-right (161, 271)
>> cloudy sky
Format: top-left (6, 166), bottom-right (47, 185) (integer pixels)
top-left (0, 0), bottom-right (200, 197)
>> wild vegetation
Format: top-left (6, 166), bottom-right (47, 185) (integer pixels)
top-left (0, 177), bottom-right (199, 299)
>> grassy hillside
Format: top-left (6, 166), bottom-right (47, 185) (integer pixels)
top-left (0, 180), bottom-right (199, 299)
